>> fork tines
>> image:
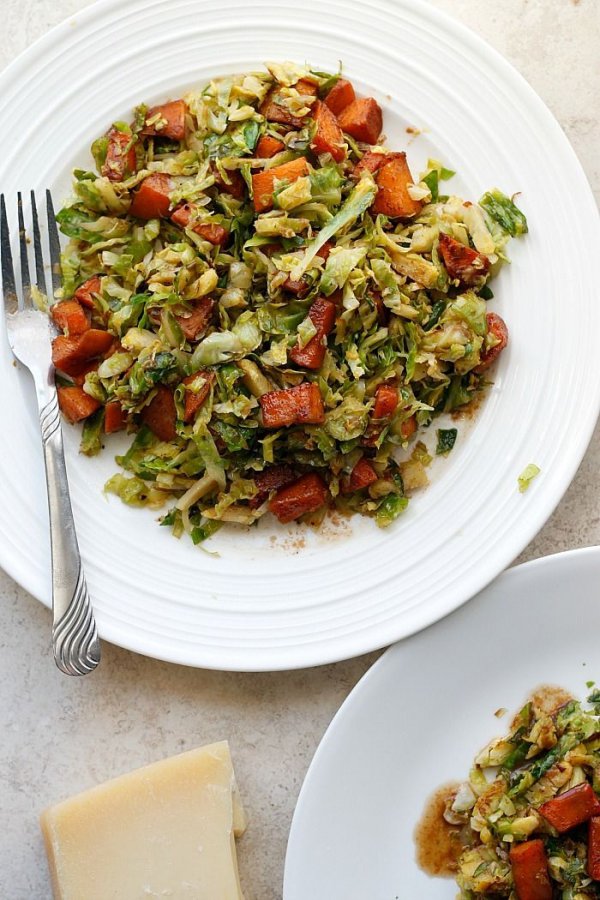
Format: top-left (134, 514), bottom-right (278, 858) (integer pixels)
top-left (0, 190), bottom-right (62, 311)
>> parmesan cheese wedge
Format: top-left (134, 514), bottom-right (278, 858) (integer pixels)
top-left (40, 740), bottom-right (246, 900)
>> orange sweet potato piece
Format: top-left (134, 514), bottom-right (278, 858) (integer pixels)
top-left (101, 129), bottom-right (137, 182)
top-left (249, 463), bottom-right (297, 509)
top-left (51, 300), bottom-right (90, 336)
top-left (260, 82), bottom-right (316, 129)
top-left (256, 134), bottom-right (285, 159)
top-left (509, 840), bottom-right (552, 900)
top-left (373, 383), bottom-right (399, 419)
top-left (57, 386), bottom-right (101, 423)
top-left (475, 313), bottom-right (509, 373)
top-left (539, 783), bottom-right (600, 833)
top-left (212, 166), bottom-right (246, 200)
top-left (170, 204), bottom-right (228, 245)
top-left (282, 243), bottom-right (332, 296)
top-left (182, 371), bottom-right (214, 423)
top-left (347, 457), bottom-right (378, 492)
top-left (73, 275), bottom-right (101, 309)
top-left (252, 157), bottom-right (310, 213)
top-left (52, 329), bottom-right (114, 377)
top-left (400, 415), bottom-right (417, 441)
top-left (289, 297), bottom-right (336, 370)
top-left (141, 385), bottom-right (177, 442)
top-left (295, 79), bottom-right (319, 97)
top-left (259, 382), bottom-right (325, 428)
top-left (174, 298), bottom-right (215, 342)
top-left (311, 100), bottom-right (346, 162)
top-left (588, 816), bottom-right (600, 880)
top-left (104, 400), bottom-right (127, 434)
top-left (353, 149), bottom-right (391, 178)
top-left (337, 98), bottom-right (382, 144)
top-left (438, 232), bottom-right (490, 286)
top-left (129, 173), bottom-right (174, 218)
top-left (325, 78), bottom-right (356, 116)
top-left (373, 153), bottom-right (422, 219)
top-left (141, 100), bottom-right (187, 142)
top-left (269, 472), bottom-right (328, 523)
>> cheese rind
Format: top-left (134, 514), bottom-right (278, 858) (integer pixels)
top-left (40, 740), bottom-right (246, 900)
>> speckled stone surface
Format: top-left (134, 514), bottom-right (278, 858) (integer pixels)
top-left (0, 2), bottom-right (598, 897)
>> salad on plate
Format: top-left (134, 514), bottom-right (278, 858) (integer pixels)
top-left (47, 62), bottom-right (527, 545)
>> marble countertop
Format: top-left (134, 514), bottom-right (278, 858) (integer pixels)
top-left (1, 1), bottom-right (598, 897)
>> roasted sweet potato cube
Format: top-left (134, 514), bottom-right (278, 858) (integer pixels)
top-left (170, 204), bottom-right (228, 245)
top-left (346, 457), bottom-right (378, 492)
top-left (325, 78), bottom-right (356, 116)
top-left (101, 129), bottom-right (137, 182)
top-left (256, 134), bottom-right (286, 159)
top-left (252, 157), bottom-right (310, 213)
top-left (141, 385), bottom-right (177, 442)
top-left (104, 400), bottom-right (127, 434)
top-left (311, 100), bottom-right (346, 162)
top-left (588, 817), bottom-right (600, 880)
top-left (50, 300), bottom-right (90, 336)
top-left (175, 298), bottom-right (215, 342)
top-left (289, 297), bottom-right (336, 370)
top-left (52, 329), bottom-right (114, 377)
top-left (373, 383), bottom-right (399, 419)
top-left (129, 173), bottom-right (174, 218)
top-left (509, 840), bottom-right (552, 900)
top-left (212, 166), bottom-right (246, 200)
top-left (353, 149), bottom-right (391, 178)
top-left (438, 232), bottom-right (490, 286)
top-left (539, 783), bottom-right (600, 833)
top-left (260, 89), bottom-right (305, 129)
top-left (269, 472), bottom-right (328, 523)
top-left (475, 313), bottom-right (509, 373)
top-left (373, 152), bottom-right (422, 218)
top-left (249, 464), bottom-right (297, 509)
top-left (57, 386), bottom-right (101, 423)
top-left (259, 382), bottom-right (325, 428)
top-left (73, 275), bottom-right (101, 309)
top-left (141, 100), bottom-right (187, 141)
top-left (182, 371), bottom-right (214, 423)
top-left (337, 98), bottom-right (382, 144)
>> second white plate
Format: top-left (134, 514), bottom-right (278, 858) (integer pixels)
top-left (284, 547), bottom-right (600, 898)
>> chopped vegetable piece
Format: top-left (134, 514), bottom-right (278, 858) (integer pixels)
top-left (249, 463), bottom-right (297, 508)
top-left (129, 173), bottom-right (173, 218)
top-left (400, 416), bottom-right (417, 441)
top-left (480, 189), bottom-right (528, 237)
top-left (475, 312), bottom-right (509, 373)
top-left (213, 166), bottom-right (246, 199)
top-left (104, 400), bottom-right (127, 434)
top-left (170, 204), bottom-right (228, 245)
top-left (52, 329), bottom-right (114, 377)
top-left (260, 382), bottom-right (325, 427)
top-left (438, 232), bottom-right (490, 287)
top-left (50, 300), bottom-right (90, 336)
top-left (182, 371), bottom-right (214, 423)
top-left (311, 100), bottom-right (346, 162)
top-left (588, 816), bottom-right (600, 880)
top-left (57, 386), bottom-right (101, 423)
top-left (509, 840), bottom-right (552, 900)
top-left (517, 463), bottom-right (541, 494)
top-left (289, 297), bottom-right (336, 369)
top-left (255, 134), bottom-right (285, 158)
top-left (101, 129), bottom-right (137, 182)
top-left (140, 385), bottom-right (177, 442)
top-left (73, 276), bottom-right (101, 309)
top-left (346, 457), bottom-right (378, 492)
top-left (337, 97), bottom-right (382, 144)
top-left (324, 78), bottom-right (356, 116)
top-left (141, 99), bottom-right (187, 141)
top-left (373, 152), bottom-right (422, 219)
top-left (259, 89), bottom-right (305, 129)
top-left (539, 783), bottom-right (600, 833)
top-left (252, 157), bottom-right (310, 212)
top-left (175, 298), bottom-right (215, 341)
top-left (436, 427), bottom-right (457, 455)
top-left (353, 149), bottom-right (389, 177)
top-left (373, 383), bottom-right (398, 419)
top-left (268, 472), bottom-right (328, 523)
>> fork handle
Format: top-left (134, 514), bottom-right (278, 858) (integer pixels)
top-left (39, 391), bottom-right (101, 675)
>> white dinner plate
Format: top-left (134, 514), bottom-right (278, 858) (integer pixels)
top-left (0, 0), bottom-right (598, 670)
top-left (284, 546), bottom-right (600, 898)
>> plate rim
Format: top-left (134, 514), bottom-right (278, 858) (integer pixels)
top-left (0, 0), bottom-right (599, 671)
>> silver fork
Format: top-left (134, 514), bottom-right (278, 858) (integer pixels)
top-left (0, 191), bottom-right (101, 675)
